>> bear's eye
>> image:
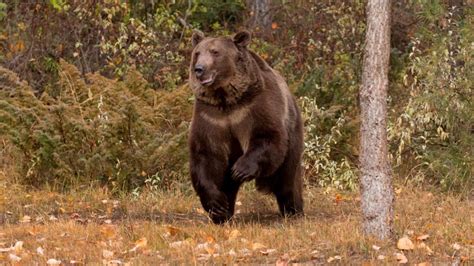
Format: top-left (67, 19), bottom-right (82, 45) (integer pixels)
top-left (210, 49), bottom-right (219, 56)
top-left (194, 51), bottom-right (200, 57)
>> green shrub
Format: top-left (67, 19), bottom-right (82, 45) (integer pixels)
top-left (0, 61), bottom-right (192, 192)
top-left (388, 3), bottom-right (473, 193)
top-left (300, 96), bottom-right (358, 191)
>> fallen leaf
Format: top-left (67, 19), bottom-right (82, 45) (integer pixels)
top-left (9, 253), bottom-right (21, 262)
top-left (415, 262), bottom-right (432, 266)
top-left (395, 253), bottom-right (408, 264)
top-left (102, 249), bottom-right (114, 259)
top-left (166, 226), bottom-right (181, 236)
top-left (20, 215), bottom-right (31, 223)
top-left (0, 247), bottom-right (12, 252)
top-left (271, 22), bottom-right (278, 30)
top-left (28, 227), bottom-right (41, 236)
top-left (13, 241), bottom-right (23, 253)
top-left (397, 236), bottom-right (415, 250)
top-left (416, 234), bottom-right (430, 241)
top-left (372, 245), bottom-right (381, 251)
top-left (169, 241), bottom-right (186, 248)
top-left (206, 235), bottom-right (215, 243)
top-left (310, 250), bottom-right (323, 259)
top-left (260, 248), bottom-right (277, 255)
top-left (240, 248), bottom-right (252, 257)
top-left (197, 253), bottom-right (211, 261)
top-left (130, 237), bottom-right (148, 252)
top-left (37, 247), bottom-right (45, 256)
top-left (196, 242), bottom-right (209, 250)
top-left (334, 194), bottom-right (343, 204)
top-left (228, 249), bottom-right (237, 256)
top-left (100, 225), bottom-right (117, 239)
top-left (47, 258), bottom-right (62, 265)
top-left (452, 243), bottom-right (461, 250)
top-left (416, 242), bottom-right (433, 255)
top-left (228, 229), bottom-right (240, 241)
top-left (327, 255), bottom-right (342, 263)
top-left (276, 253), bottom-right (290, 266)
top-left (377, 255), bottom-right (386, 260)
top-left (252, 242), bottom-right (266, 250)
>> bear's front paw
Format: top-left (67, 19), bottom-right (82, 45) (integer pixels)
top-left (207, 193), bottom-right (229, 216)
top-left (232, 156), bottom-right (260, 182)
top-left (207, 193), bottom-right (231, 224)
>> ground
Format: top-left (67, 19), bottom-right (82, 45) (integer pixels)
top-left (0, 177), bottom-right (472, 265)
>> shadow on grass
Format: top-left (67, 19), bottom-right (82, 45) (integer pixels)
top-left (120, 207), bottom-right (345, 227)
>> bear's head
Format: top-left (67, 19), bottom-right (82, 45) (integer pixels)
top-left (189, 30), bottom-right (260, 105)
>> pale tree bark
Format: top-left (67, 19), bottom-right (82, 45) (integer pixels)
top-left (360, 0), bottom-right (394, 240)
top-left (247, 0), bottom-right (272, 38)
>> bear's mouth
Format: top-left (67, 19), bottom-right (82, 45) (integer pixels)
top-left (199, 73), bottom-right (215, 86)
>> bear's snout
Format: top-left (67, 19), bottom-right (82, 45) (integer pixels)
top-left (194, 64), bottom-right (205, 77)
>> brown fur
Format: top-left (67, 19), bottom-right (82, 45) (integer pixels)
top-left (188, 30), bottom-right (304, 224)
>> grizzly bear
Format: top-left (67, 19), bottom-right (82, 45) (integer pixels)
top-left (188, 30), bottom-right (304, 224)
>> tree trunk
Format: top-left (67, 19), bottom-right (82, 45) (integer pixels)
top-left (247, 0), bottom-right (272, 38)
top-left (359, 0), bottom-right (394, 240)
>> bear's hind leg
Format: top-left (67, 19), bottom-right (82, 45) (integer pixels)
top-left (273, 164), bottom-right (303, 217)
top-left (275, 184), bottom-right (303, 217)
top-left (271, 140), bottom-right (304, 217)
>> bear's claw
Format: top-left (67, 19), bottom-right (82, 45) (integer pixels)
top-left (231, 157), bottom-right (260, 182)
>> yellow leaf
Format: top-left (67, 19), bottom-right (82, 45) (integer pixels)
top-left (452, 243), bottom-right (461, 250)
top-left (169, 240), bottom-right (187, 248)
top-left (13, 241), bottom-right (23, 254)
top-left (416, 242), bottom-right (433, 255)
top-left (8, 253), bottom-right (21, 262)
top-left (135, 237), bottom-right (148, 248)
top-left (46, 258), bottom-right (61, 265)
top-left (129, 237), bottom-right (148, 252)
top-left (100, 225), bottom-right (117, 239)
top-left (260, 248), bottom-right (277, 255)
top-left (102, 249), bottom-right (114, 259)
top-left (251, 242), bottom-right (266, 250)
top-left (36, 247), bottom-right (45, 256)
top-left (395, 252), bottom-right (408, 264)
top-left (271, 22), bottom-right (278, 30)
top-left (397, 236), bottom-right (415, 250)
top-left (228, 229), bottom-right (240, 241)
top-left (19, 215), bottom-right (31, 223)
top-left (206, 235), bottom-right (215, 243)
top-left (416, 234), bottom-right (430, 241)
top-left (327, 255), bottom-right (341, 263)
top-left (166, 226), bottom-right (181, 236)
top-left (415, 262), bottom-right (432, 266)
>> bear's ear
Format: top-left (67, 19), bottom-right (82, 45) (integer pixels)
top-left (233, 30), bottom-right (251, 48)
top-left (192, 30), bottom-right (205, 47)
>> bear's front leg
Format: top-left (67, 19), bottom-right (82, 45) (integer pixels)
top-left (232, 129), bottom-right (287, 182)
top-left (190, 143), bottom-right (233, 224)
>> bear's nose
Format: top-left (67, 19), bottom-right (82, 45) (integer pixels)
top-left (194, 64), bottom-right (205, 77)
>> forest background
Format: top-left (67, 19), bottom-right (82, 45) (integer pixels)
top-left (0, 0), bottom-right (472, 264)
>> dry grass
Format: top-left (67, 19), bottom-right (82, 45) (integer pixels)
top-left (0, 173), bottom-right (472, 265)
